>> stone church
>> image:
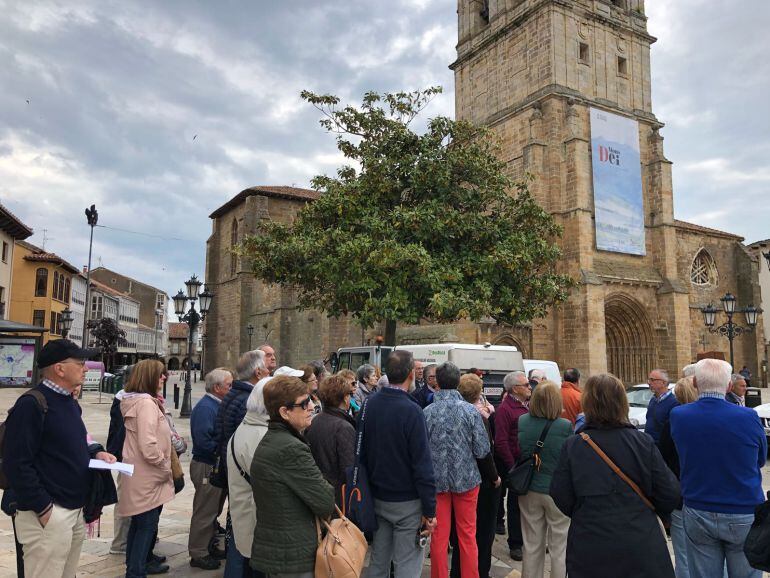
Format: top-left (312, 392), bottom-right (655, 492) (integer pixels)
top-left (203, 0), bottom-right (765, 386)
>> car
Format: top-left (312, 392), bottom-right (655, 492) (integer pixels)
top-left (626, 383), bottom-right (675, 430)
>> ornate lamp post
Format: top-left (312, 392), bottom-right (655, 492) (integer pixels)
top-left (173, 275), bottom-right (214, 417)
top-left (58, 308), bottom-right (74, 339)
top-left (82, 204), bottom-right (98, 348)
top-left (247, 323), bottom-right (254, 350)
top-left (701, 293), bottom-right (761, 369)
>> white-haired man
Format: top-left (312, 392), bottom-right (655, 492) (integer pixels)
top-left (726, 374), bottom-right (747, 406)
top-left (671, 359), bottom-right (767, 578)
top-left (188, 368), bottom-right (233, 570)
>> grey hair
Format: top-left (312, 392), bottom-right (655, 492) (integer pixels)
top-left (205, 368), bottom-right (231, 393)
top-left (356, 364), bottom-right (376, 383)
top-left (236, 349), bottom-right (266, 381)
top-left (246, 379), bottom-right (269, 415)
top-left (503, 371), bottom-right (526, 392)
top-left (528, 368), bottom-right (546, 381)
top-left (694, 359), bottom-right (732, 394)
top-left (682, 363), bottom-right (696, 377)
top-left (651, 368), bottom-right (670, 383)
top-left (730, 373), bottom-right (746, 385)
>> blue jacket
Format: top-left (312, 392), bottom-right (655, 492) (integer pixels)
top-left (191, 394), bottom-right (221, 465)
top-left (670, 396), bottom-right (767, 514)
top-left (3, 385), bottom-right (91, 513)
top-left (644, 391), bottom-right (678, 444)
top-left (424, 389), bottom-right (489, 493)
top-left (215, 380), bottom-right (254, 484)
top-left (360, 387), bottom-right (436, 517)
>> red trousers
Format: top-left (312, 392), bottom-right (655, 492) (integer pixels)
top-left (431, 486), bottom-right (480, 578)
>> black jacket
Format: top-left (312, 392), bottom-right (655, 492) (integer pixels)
top-left (213, 380), bottom-right (254, 487)
top-left (106, 392), bottom-right (126, 460)
top-left (305, 407), bottom-right (356, 505)
top-left (549, 424), bottom-right (680, 578)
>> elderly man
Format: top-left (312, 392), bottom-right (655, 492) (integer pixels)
top-left (213, 350), bottom-right (269, 576)
top-left (414, 360), bottom-right (425, 389)
top-left (363, 350), bottom-right (437, 578)
top-left (412, 363), bottom-right (437, 409)
top-left (560, 368), bottom-right (582, 426)
top-left (424, 362), bottom-right (489, 578)
top-left (3, 340), bottom-right (115, 578)
top-left (527, 369), bottom-right (546, 389)
top-left (188, 368), bottom-right (233, 570)
top-left (644, 368), bottom-right (676, 446)
top-left (495, 371), bottom-right (531, 561)
top-left (258, 344), bottom-right (277, 375)
top-left (726, 374), bottom-right (747, 406)
top-left (671, 359), bottom-right (766, 578)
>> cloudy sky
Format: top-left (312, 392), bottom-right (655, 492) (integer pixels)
top-left (1, 0), bottom-right (768, 310)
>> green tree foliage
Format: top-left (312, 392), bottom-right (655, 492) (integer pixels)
top-left (87, 317), bottom-right (127, 370)
top-left (239, 87), bottom-right (573, 343)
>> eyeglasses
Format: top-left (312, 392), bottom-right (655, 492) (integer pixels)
top-left (286, 395), bottom-right (314, 410)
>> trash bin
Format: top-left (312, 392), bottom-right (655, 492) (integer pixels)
top-left (745, 387), bottom-right (762, 409)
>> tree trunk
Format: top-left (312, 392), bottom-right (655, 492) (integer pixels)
top-left (384, 319), bottom-right (397, 346)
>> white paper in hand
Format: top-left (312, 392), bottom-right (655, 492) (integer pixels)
top-left (89, 459), bottom-right (134, 477)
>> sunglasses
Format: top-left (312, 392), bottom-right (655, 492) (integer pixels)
top-left (286, 395), bottom-right (314, 410)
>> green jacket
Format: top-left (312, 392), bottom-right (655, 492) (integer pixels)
top-left (517, 414), bottom-right (572, 494)
top-left (250, 421), bottom-right (335, 574)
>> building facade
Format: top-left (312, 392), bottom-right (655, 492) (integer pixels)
top-left (203, 1), bottom-right (764, 384)
top-left (89, 267), bottom-right (168, 358)
top-left (746, 241), bottom-right (769, 386)
top-left (10, 241), bottom-right (79, 344)
top-left (166, 321), bottom-right (200, 371)
top-left (0, 204), bottom-right (33, 320)
top-left (69, 274), bottom-right (88, 345)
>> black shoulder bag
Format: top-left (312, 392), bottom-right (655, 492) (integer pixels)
top-left (506, 419), bottom-right (554, 495)
top-left (229, 433), bottom-right (251, 484)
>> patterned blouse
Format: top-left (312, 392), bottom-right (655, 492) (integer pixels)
top-left (424, 389), bottom-right (490, 493)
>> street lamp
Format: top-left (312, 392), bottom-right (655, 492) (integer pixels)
top-left (701, 293), bottom-right (762, 369)
top-left (247, 323), bottom-right (254, 350)
top-left (175, 276), bottom-right (213, 417)
top-left (58, 308), bottom-right (74, 339)
top-left (82, 204), bottom-right (98, 348)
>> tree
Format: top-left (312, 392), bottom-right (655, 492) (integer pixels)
top-left (87, 317), bottom-right (127, 371)
top-left (239, 87), bottom-right (573, 344)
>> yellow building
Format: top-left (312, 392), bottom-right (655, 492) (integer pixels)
top-left (10, 240), bottom-right (79, 344)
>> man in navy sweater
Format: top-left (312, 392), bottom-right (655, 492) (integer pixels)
top-left (644, 368), bottom-right (677, 445)
top-left (188, 367), bottom-right (232, 570)
top-left (3, 339), bottom-right (115, 578)
top-left (362, 350), bottom-right (437, 578)
top-left (671, 358), bottom-right (767, 578)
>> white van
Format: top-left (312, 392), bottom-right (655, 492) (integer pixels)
top-left (395, 343), bottom-right (524, 405)
top-left (523, 359), bottom-right (562, 385)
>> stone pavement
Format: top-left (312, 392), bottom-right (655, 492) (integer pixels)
top-left (0, 378), bottom-right (768, 577)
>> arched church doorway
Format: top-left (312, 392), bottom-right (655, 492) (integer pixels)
top-left (493, 334), bottom-right (526, 358)
top-left (168, 357), bottom-right (180, 371)
top-left (605, 294), bottom-right (656, 386)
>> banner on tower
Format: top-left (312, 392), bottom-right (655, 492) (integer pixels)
top-left (590, 107), bottom-right (646, 256)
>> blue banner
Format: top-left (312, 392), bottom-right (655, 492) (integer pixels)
top-left (590, 108), bottom-right (646, 256)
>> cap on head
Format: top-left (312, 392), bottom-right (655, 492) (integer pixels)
top-left (273, 366), bottom-right (304, 377)
top-left (38, 339), bottom-right (99, 368)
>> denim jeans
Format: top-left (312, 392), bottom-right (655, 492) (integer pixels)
top-left (126, 507), bottom-right (161, 578)
top-left (224, 509), bottom-right (247, 578)
top-left (683, 505), bottom-right (760, 578)
top-left (670, 509), bottom-right (690, 578)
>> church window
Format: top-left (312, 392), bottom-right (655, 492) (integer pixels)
top-left (690, 249), bottom-right (719, 287)
top-left (617, 56), bottom-right (628, 76)
top-left (579, 42), bottom-right (590, 65)
top-left (230, 219), bottom-right (239, 276)
top-left (479, 0), bottom-right (489, 24)
top-left (611, 0), bottom-right (627, 8)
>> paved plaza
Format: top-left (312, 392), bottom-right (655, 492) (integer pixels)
top-left (0, 377), bottom-right (768, 577)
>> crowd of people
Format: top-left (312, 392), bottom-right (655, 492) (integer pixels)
top-left (1, 338), bottom-right (767, 578)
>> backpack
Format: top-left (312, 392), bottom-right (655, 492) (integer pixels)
top-left (0, 389), bottom-right (49, 490)
top-left (744, 491), bottom-right (770, 572)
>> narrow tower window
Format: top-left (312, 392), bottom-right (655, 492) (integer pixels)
top-left (579, 43), bottom-right (590, 64)
top-left (617, 56), bottom-right (628, 76)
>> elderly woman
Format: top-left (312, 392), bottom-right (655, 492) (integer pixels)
top-left (300, 364), bottom-right (321, 415)
top-left (453, 373), bottom-right (500, 578)
top-left (658, 377), bottom-right (699, 578)
top-left (549, 374), bottom-right (680, 578)
top-left (305, 374), bottom-right (357, 507)
top-left (227, 379), bottom-right (270, 578)
top-left (353, 364), bottom-right (378, 407)
top-left (249, 375), bottom-right (335, 577)
top-left (119, 360), bottom-right (175, 578)
top-left (516, 381), bottom-right (572, 578)
top-left (337, 369), bottom-right (360, 414)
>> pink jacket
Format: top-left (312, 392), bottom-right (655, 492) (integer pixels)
top-left (118, 394), bottom-right (174, 517)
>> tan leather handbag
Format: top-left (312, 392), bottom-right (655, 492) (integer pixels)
top-left (315, 506), bottom-right (368, 578)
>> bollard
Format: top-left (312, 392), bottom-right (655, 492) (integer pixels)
top-left (174, 383), bottom-right (180, 409)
